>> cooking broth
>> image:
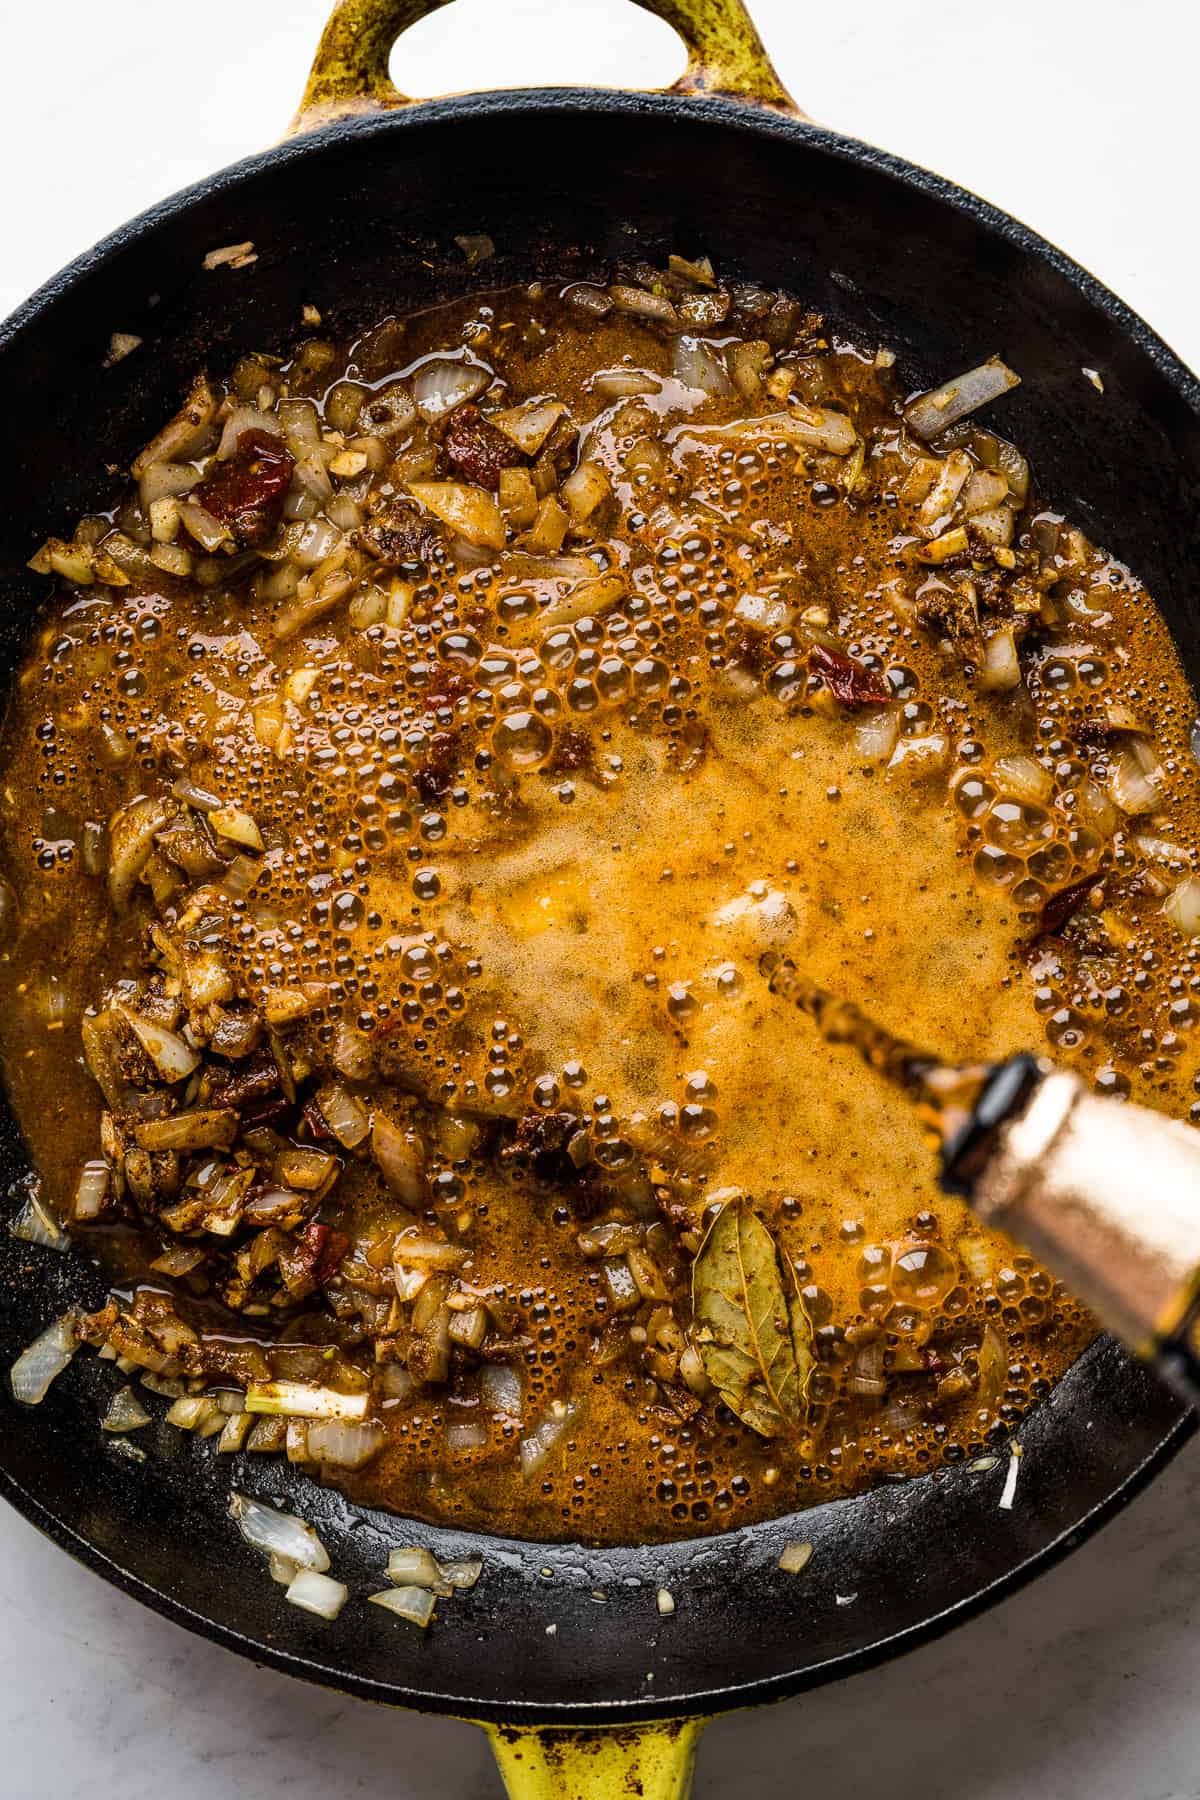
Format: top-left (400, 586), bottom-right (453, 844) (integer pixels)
top-left (3, 262), bottom-right (1197, 1542)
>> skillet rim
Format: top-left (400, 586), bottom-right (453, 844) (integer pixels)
top-left (0, 86), bottom-right (1195, 1723)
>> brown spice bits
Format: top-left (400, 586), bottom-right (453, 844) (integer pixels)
top-left (360, 502), bottom-right (442, 566)
top-left (442, 404), bottom-right (526, 490)
top-left (195, 428), bottom-right (294, 548)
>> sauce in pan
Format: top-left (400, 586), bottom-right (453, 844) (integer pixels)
top-left (3, 261), bottom-right (1197, 1542)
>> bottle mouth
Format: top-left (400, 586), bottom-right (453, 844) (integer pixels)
top-left (940, 1052), bottom-right (1044, 1197)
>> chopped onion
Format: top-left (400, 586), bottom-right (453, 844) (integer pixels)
top-left (992, 752), bottom-right (1053, 807)
top-left (269, 1552), bottom-right (299, 1585)
top-left (519, 1398), bottom-right (577, 1477)
top-left (73, 1160), bottom-right (110, 1221)
top-left (305, 1419), bottom-right (384, 1469)
top-left (657, 1588), bottom-right (676, 1615)
top-left (102, 1385), bottom-right (152, 1432)
top-left (373, 1115), bottom-right (427, 1204)
top-left (904, 358), bottom-right (1021, 440)
top-left (978, 625), bottom-right (1021, 692)
top-left (446, 1417), bottom-right (488, 1451)
top-left (1164, 875), bottom-right (1200, 939)
top-left (609, 285), bottom-right (678, 325)
top-left (561, 461), bottom-right (612, 526)
top-left (285, 1568), bottom-right (348, 1620)
top-left (217, 406), bottom-right (281, 460)
top-left (178, 500), bottom-right (232, 552)
top-left (848, 1339), bottom-right (886, 1397)
top-left (408, 480), bottom-right (504, 551)
top-left (117, 1006), bottom-right (200, 1081)
top-left (778, 1541), bottom-right (814, 1575)
top-left (853, 707), bottom-right (898, 762)
top-left (369, 1585), bottom-right (436, 1628)
top-left (1077, 777), bottom-right (1119, 838)
top-left (11, 1314), bottom-right (77, 1404)
top-left (315, 1083), bottom-right (370, 1148)
top-left (1134, 829), bottom-right (1190, 867)
top-left (673, 336), bottom-right (734, 397)
top-left (1109, 740), bottom-right (1162, 815)
top-left (9, 1185), bottom-right (66, 1252)
top-left (693, 405), bottom-right (856, 457)
top-left (411, 359), bottom-right (489, 422)
top-left (593, 369), bottom-right (659, 400)
top-left (480, 1361), bottom-right (522, 1418)
top-left (245, 1380), bottom-right (369, 1420)
top-left (960, 1235), bottom-right (993, 1280)
top-left (492, 402), bottom-right (566, 455)
top-left (229, 1491), bottom-right (331, 1571)
top-left (439, 1557), bottom-right (483, 1591)
top-left (387, 1546), bottom-right (442, 1588)
top-left (392, 1230), bottom-right (467, 1268)
top-left (887, 733), bottom-right (950, 778)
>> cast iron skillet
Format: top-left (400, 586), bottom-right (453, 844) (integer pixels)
top-left (0, 0), bottom-right (1196, 1792)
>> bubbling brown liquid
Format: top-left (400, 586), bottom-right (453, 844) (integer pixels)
top-left (0, 277), bottom-right (1196, 1542)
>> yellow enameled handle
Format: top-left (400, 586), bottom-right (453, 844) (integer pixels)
top-left (482, 1718), bottom-right (706, 1800)
top-left (291, 0), bottom-right (799, 132)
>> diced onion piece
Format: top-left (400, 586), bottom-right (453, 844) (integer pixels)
top-left (561, 461), bottom-right (612, 526)
top-left (217, 406), bottom-right (281, 459)
top-left (519, 1398), bottom-right (577, 1477)
top-left (1164, 875), bottom-right (1200, 939)
top-left (408, 481), bottom-right (504, 551)
top-left (961, 469), bottom-right (1010, 514)
top-left (392, 1229), bottom-right (467, 1267)
top-left (439, 1557), bottom-right (483, 1591)
top-left (609, 285), bottom-right (678, 325)
top-left (315, 1083), bottom-right (370, 1148)
top-left (178, 500), bottom-right (232, 552)
top-left (269, 1553), bottom-right (299, 1586)
top-left (373, 1114), bottom-right (427, 1203)
top-left (778, 1541), bottom-right (814, 1575)
top-left (446, 1417), bottom-right (488, 1450)
top-left (245, 1380), bottom-right (370, 1420)
top-left (968, 505), bottom-right (1016, 548)
top-left (305, 1419), bottom-right (384, 1469)
top-left (102, 1385), bottom-right (152, 1432)
top-left (1134, 830), bottom-right (1189, 867)
top-left (904, 358), bottom-right (1021, 441)
top-left (73, 1160), bottom-right (110, 1221)
top-left (10, 1313), bottom-right (77, 1405)
top-left (387, 1546), bottom-right (442, 1589)
top-left (369, 1585), bottom-right (437, 1628)
top-left (853, 707), bottom-right (898, 762)
top-left (700, 406), bottom-right (856, 456)
top-left (208, 806), bottom-right (264, 851)
top-left (1077, 777), bottom-right (1119, 838)
top-left (165, 1395), bottom-right (220, 1431)
top-left (229, 1491), bottom-right (331, 1571)
top-left (657, 1587), bottom-right (676, 1615)
top-left (992, 752), bottom-right (1053, 807)
top-left (285, 1568), bottom-right (349, 1621)
top-left (492, 402), bottom-right (566, 455)
top-left (978, 625), bottom-right (1021, 692)
top-left (480, 1362), bottom-right (522, 1419)
top-left (116, 1005), bottom-right (200, 1081)
top-left (672, 336), bottom-right (734, 397)
top-left (411, 359), bottom-right (489, 422)
top-left (1108, 739), bottom-right (1162, 815)
top-left (9, 1187), bottom-right (66, 1251)
top-left (887, 733), bottom-right (950, 779)
top-left (593, 369), bottom-right (659, 400)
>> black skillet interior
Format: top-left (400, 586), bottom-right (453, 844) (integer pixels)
top-left (0, 92), bottom-right (1195, 1725)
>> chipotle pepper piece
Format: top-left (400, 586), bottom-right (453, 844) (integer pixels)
top-left (196, 427), bottom-right (294, 548)
top-left (442, 403), bottom-right (526, 490)
top-left (809, 641), bottom-right (889, 706)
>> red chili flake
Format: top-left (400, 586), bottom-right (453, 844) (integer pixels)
top-left (809, 642), bottom-right (889, 706)
top-left (300, 1096), bottom-right (335, 1142)
top-left (195, 427), bottom-right (294, 546)
top-left (442, 403), bottom-right (525, 490)
top-left (315, 1227), bottom-right (349, 1286)
top-left (1039, 873), bottom-right (1102, 937)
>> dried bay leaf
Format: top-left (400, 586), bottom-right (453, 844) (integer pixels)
top-left (690, 1197), bottom-right (813, 1438)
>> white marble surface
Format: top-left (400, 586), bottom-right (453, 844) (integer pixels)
top-left (4, 2), bottom-right (1200, 1794)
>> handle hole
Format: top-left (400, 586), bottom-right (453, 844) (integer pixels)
top-left (390, 0), bottom-right (686, 99)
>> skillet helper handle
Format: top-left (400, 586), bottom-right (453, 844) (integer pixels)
top-left (481, 1719), bottom-right (705, 1800)
top-left (291, 0), bottom-right (799, 133)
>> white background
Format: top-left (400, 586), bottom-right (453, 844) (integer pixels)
top-left (4, 3), bottom-right (1200, 1795)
